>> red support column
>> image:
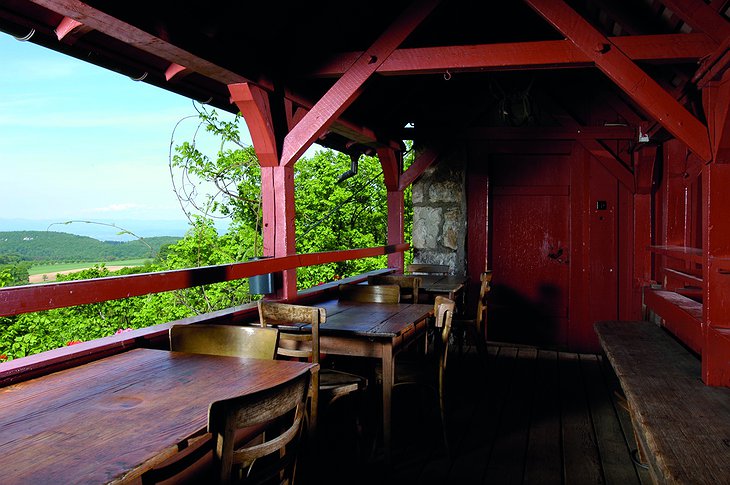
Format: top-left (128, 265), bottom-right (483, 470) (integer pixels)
top-left (702, 162), bottom-right (730, 385)
top-left (378, 148), bottom-right (405, 271)
top-left (261, 166), bottom-right (297, 299)
top-left (702, 71), bottom-right (730, 385)
top-left (387, 190), bottom-right (405, 271)
top-left (634, 146), bottom-right (657, 302)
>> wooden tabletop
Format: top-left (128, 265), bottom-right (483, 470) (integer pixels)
top-left (415, 274), bottom-right (466, 294)
top-left (0, 348), bottom-right (315, 484)
top-left (300, 299), bottom-right (434, 338)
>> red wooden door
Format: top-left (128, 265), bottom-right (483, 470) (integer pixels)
top-left (489, 156), bottom-right (571, 348)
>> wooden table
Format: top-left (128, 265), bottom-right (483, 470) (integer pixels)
top-left (0, 348), bottom-right (315, 484)
top-left (287, 298), bottom-right (433, 459)
top-left (412, 274), bottom-right (466, 303)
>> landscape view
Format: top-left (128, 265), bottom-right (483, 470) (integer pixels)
top-left (0, 138), bottom-right (410, 363)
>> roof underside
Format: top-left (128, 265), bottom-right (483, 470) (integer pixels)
top-left (0, 0), bottom-right (728, 158)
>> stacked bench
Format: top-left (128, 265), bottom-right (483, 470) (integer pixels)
top-left (595, 321), bottom-right (730, 484)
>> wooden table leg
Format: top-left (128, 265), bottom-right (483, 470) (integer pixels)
top-left (381, 341), bottom-right (394, 462)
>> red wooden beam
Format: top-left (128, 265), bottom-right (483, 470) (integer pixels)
top-left (279, 0), bottom-right (440, 167)
top-left (229, 83), bottom-right (280, 167)
top-left (634, 144), bottom-right (658, 195)
top-left (644, 288), bottom-right (703, 354)
top-left (660, 0), bottom-right (730, 45)
top-left (398, 146), bottom-right (440, 191)
top-left (0, 244), bottom-right (410, 317)
top-left (165, 63), bottom-right (190, 82)
top-left (54, 16), bottom-right (91, 44)
top-left (580, 140), bottom-right (635, 191)
top-left (310, 34), bottom-right (716, 77)
top-left (27, 0), bottom-right (399, 152)
top-left (464, 126), bottom-right (636, 140)
top-left (525, 0), bottom-right (712, 163)
top-left (703, 71), bottom-right (730, 163)
top-left (377, 147), bottom-right (401, 191)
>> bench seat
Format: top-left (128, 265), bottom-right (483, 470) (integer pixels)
top-left (595, 321), bottom-right (730, 484)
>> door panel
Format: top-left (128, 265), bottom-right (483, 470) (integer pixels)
top-left (489, 155), bottom-right (571, 349)
top-left (490, 192), bottom-right (570, 348)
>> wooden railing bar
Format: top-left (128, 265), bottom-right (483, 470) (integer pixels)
top-left (0, 244), bottom-right (408, 317)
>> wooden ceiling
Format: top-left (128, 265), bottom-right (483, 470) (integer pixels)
top-left (0, 0), bottom-right (728, 159)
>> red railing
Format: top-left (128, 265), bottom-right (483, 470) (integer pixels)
top-left (0, 245), bottom-right (406, 385)
top-left (0, 244), bottom-right (408, 316)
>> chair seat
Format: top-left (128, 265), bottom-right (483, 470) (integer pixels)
top-left (319, 368), bottom-right (368, 404)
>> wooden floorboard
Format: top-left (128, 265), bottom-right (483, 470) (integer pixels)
top-left (314, 344), bottom-right (644, 485)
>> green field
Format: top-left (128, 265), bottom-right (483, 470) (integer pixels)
top-left (28, 259), bottom-right (149, 276)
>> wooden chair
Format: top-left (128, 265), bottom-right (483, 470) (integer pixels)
top-left (139, 433), bottom-right (214, 485)
top-left (375, 296), bottom-right (456, 451)
top-left (208, 371), bottom-right (311, 485)
top-left (451, 271), bottom-right (492, 358)
top-left (257, 300), bottom-right (368, 438)
top-left (169, 323), bottom-right (279, 360)
top-left (337, 283), bottom-right (401, 303)
top-left (407, 263), bottom-right (450, 275)
top-left (367, 274), bottom-right (421, 303)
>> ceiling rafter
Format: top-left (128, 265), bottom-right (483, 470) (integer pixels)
top-left (278, 0), bottom-right (440, 167)
top-left (54, 16), bottom-right (91, 44)
top-left (464, 126), bottom-right (636, 140)
top-left (525, 0), bottom-right (712, 162)
top-left (310, 33), bottom-right (715, 78)
top-left (660, 0), bottom-right (730, 44)
top-left (21, 0), bottom-right (400, 153)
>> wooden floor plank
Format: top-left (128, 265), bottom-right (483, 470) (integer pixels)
top-left (448, 346), bottom-right (519, 483)
top-left (559, 352), bottom-right (605, 485)
top-left (314, 344), bottom-right (646, 485)
top-left (483, 347), bottom-right (537, 484)
top-left (581, 354), bottom-right (641, 485)
top-left (523, 349), bottom-right (562, 485)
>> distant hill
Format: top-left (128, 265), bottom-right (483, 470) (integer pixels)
top-left (0, 231), bottom-right (180, 262)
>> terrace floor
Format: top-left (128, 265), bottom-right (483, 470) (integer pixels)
top-left (307, 342), bottom-right (651, 485)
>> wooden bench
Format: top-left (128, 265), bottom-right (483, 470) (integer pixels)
top-left (594, 321), bottom-right (730, 484)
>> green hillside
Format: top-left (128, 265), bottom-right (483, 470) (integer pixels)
top-left (0, 231), bottom-right (180, 262)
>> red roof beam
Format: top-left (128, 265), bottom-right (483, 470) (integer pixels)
top-left (26, 0), bottom-right (399, 152)
top-left (525, 0), bottom-right (712, 163)
top-left (279, 0), bottom-right (440, 167)
top-left (54, 16), bottom-right (91, 44)
top-left (464, 126), bottom-right (636, 140)
top-left (660, 0), bottom-right (730, 45)
top-left (310, 34), bottom-right (716, 77)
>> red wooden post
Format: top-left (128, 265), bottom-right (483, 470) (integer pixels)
top-left (386, 190), bottom-right (405, 271)
top-left (702, 72), bottom-right (730, 385)
top-left (378, 147), bottom-right (405, 271)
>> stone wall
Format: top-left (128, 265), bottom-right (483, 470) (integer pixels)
top-left (411, 147), bottom-right (467, 275)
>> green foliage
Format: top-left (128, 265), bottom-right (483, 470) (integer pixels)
top-left (0, 106), bottom-right (413, 361)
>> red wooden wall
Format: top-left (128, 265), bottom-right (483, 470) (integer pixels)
top-left (468, 141), bottom-right (638, 353)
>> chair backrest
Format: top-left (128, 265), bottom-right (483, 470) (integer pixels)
top-left (433, 296), bottom-right (456, 370)
top-left (338, 283), bottom-right (401, 303)
top-left (474, 271), bottom-right (492, 333)
top-left (169, 324), bottom-right (279, 360)
top-left (407, 263), bottom-right (450, 275)
top-left (139, 434), bottom-right (214, 485)
top-left (367, 275), bottom-right (421, 302)
top-left (257, 300), bottom-right (324, 365)
top-left (208, 371), bottom-right (311, 485)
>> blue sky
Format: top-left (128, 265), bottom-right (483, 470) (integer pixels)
top-left (0, 31), bottom-right (273, 238)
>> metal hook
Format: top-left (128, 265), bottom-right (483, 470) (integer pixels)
top-left (130, 71), bottom-right (148, 82)
top-left (14, 28), bottom-right (35, 42)
top-left (199, 96), bottom-right (213, 105)
top-left (443, 69), bottom-right (451, 81)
